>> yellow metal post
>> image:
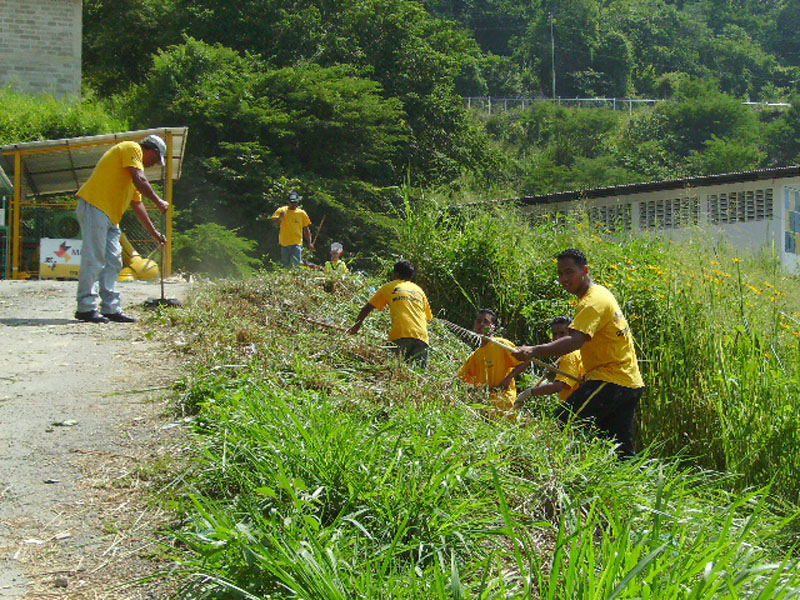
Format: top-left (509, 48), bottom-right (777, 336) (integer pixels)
top-left (12, 151), bottom-right (21, 279)
top-left (165, 133), bottom-right (174, 277)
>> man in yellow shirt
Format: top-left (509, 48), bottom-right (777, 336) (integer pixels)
top-left (347, 260), bottom-right (433, 368)
top-left (271, 191), bottom-right (314, 268)
top-left (75, 135), bottom-right (168, 323)
top-left (513, 249), bottom-right (644, 457)
top-left (458, 308), bottom-right (524, 417)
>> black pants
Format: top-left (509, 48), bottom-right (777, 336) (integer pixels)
top-left (390, 338), bottom-right (429, 369)
top-left (555, 380), bottom-right (644, 458)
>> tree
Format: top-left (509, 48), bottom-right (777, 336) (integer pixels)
top-left (83, 0), bottom-right (180, 95)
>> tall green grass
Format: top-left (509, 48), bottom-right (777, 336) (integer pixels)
top-left (394, 197), bottom-right (800, 502)
top-left (0, 86), bottom-right (125, 144)
top-left (152, 272), bottom-right (800, 598)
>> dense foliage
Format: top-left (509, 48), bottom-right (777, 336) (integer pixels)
top-left (395, 199), bottom-right (800, 496)
top-left (67, 0), bottom-right (800, 265)
top-left (149, 264), bottom-right (800, 598)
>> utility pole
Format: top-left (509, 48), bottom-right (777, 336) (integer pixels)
top-left (549, 12), bottom-right (556, 100)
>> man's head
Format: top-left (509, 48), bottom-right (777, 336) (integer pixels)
top-left (140, 135), bottom-right (166, 168)
top-left (474, 308), bottom-right (498, 336)
top-left (392, 259), bottom-right (415, 281)
top-left (288, 191), bottom-right (301, 208)
top-left (550, 315), bottom-right (571, 340)
top-left (330, 242), bottom-right (343, 259)
top-left (556, 248), bottom-right (590, 297)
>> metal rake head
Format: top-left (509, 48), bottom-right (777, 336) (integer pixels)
top-left (437, 317), bottom-right (483, 347)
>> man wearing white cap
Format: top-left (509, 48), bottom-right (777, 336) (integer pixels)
top-left (74, 134), bottom-right (169, 323)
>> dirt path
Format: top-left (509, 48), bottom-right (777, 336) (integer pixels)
top-left (0, 279), bottom-right (189, 599)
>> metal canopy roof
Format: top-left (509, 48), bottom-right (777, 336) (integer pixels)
top-left (0, 127), bottom-right (188, 198)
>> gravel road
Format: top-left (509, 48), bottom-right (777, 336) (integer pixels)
top-left (0, 278), bottom-right (189, 599)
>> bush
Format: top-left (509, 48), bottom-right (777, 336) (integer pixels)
top-left (173, 222), bottom-right (261, 278)
top-left (0, 87), bottom-right (125, 144)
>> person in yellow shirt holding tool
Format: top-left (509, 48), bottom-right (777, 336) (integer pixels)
top-left (457, 308), bottom-right (527, 418)
top-left (347, 260), bottom-right (433, 368)
top-left (271, 191), bottom-right (314, 268)
top-left (513, 249), bottom-right (644, 458)
top-left (516, 316), bottom-right (584, 405)
top-left (75, 135), bottom-right (169, 324)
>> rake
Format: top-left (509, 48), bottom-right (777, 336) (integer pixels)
top-left (436, 317), bottom-right (581, 383)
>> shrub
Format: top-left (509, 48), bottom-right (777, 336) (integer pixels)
top-left (173, 222), bottom-right (261, 278)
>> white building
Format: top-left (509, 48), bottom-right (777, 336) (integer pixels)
top-left (0, 0), bottom-right (82, 98)
top-left (512, 167), bottom-right (800, 275)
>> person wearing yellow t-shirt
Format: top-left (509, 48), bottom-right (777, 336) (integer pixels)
top-left (75, 135), bottom-right (169, 324)
top-left (457, 309), bottom-right (524, 417)
top-left (324, 242), bottom-right (348, 276)
top-left (520, 316), bottom-right (584, 404)
top-left (347, 259), bottom-right (433, 368)
top-left (513, 249), bottom-right (645, 458)
top-left (271, 191), bottom-right (314, 268)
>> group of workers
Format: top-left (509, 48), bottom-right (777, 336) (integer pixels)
top-left (270, 190), bottom-right (644, 457)
top-left (73, 147), bottom-right (643, 457)
top-left (343, 249), bottom-right (644, 458)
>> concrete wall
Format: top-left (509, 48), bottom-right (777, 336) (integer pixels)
top-left (0, 0), bottom-right (82, 98)
top-left (522, 176), bottom-right (800, 275)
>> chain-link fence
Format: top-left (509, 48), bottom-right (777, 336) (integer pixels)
top-left (17, 188), bottom-right (164, 278)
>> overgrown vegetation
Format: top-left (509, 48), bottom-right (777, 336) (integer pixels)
top-left (149, 232), bottom-right (800, 597)
top-left (396, 199), bottom-right (800, 498)
top-left (68, 0), bottom-right (800, 265)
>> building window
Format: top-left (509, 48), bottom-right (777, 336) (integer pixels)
top-left (587, 203), bottom-right (632, 232)
top-left (708, 189), bottom-right (773, 224)
top-left (639, 197), bottom-right (699, 229)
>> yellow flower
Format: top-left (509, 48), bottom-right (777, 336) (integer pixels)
top-left (733, 257), bottom-right (741, 263)
top-left (764, 281), bottom-right (774, 289)
top-left (745, 284), bottom-right (762, 295)
top-left (711, 259), bottom-right (719, 266)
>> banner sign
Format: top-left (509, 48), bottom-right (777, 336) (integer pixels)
top-left (40, 238), bottom-right (81, 279)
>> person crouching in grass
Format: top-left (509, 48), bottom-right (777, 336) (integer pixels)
top-left (513, 249), bottom-right (644, 458)
top-left (457, 309), bottom-right (528, 420)
top-left (347, 259), bottom-right (432, 368)
top-left (518, 316), bottom-right (584, 404)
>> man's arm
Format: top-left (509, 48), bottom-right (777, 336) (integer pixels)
top-left (528, 381), bottom-right (568, 397)
top-left (512, 329), bottom-right (589, 361)
top-left (132, 201), bottom-right (166, 244)
top-left (347, 302), bottom-right (375, 335)
top-left (304, 225), bottom-right (314, 250)
top-left (498, 360), bottom-right (531, 390)
top-left (126, 167), bottom-right (168, 214)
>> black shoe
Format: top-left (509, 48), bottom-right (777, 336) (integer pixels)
top-left (75, 310), bottom-right (109, 323)
top-left (102, 312), bottom-right (137, 323)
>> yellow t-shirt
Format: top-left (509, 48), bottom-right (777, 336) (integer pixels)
top-left (272, 206), bottom-right (311, 246)
top-left (76, 141), bottom-right (143, 226)
top-left (458, 338), bottom-right (522, 409)
top-left (324, 259), bottom-right (348, 275)
top-left (570, 284), bottom-right (644, 389)
top-left (555, 349), bottom-right (584, 402)
top-left (369, 279), bottom-right (432, 344)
